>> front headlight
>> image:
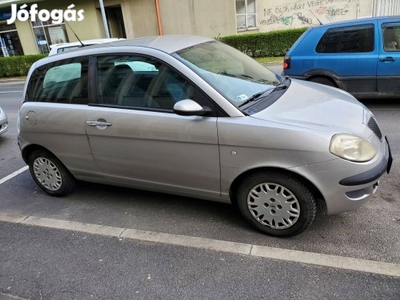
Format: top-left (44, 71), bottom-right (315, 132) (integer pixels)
top-left (330, 134), bottom-right (376, 162)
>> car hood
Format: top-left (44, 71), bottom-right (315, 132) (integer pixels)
top-left (251, 79), bottom-right (367, 134)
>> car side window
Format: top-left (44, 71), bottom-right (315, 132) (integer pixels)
top-left (382, 23), bottom-right (400, 51)
top-left (316, 24), bottom-right (374, 53)
top-left (25, 58), bottom-right (88, 104)
top-left (96, 55), bottom-right (197, 111)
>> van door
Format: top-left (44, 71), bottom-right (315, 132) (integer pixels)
top-left (377, 22), bottom-right (400, 97)
top-left (313, 23), bottom-right (377, 96)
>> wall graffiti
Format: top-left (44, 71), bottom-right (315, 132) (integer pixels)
top-left (259, 13), bottom-right (294, 26)
top-left (259, 0), bottom-right (357, 29)
top-left (295, 12), bottom-right (313, 24)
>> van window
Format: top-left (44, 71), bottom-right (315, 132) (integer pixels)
top-left (382, 23), bottom-right (400, 51)
top-left (316, 24), bottom-right (374, 53)
top-left (26, 58), bottom-right (88, 104)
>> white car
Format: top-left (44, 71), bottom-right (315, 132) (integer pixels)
top-left (0, 106), bottom-right (8, 135)
top-left (49, 38), bottom-right (125, 56)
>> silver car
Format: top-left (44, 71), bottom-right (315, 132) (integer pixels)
top-left (18, 36), bottom-right (392, 237)
top-left (0, 106), bottom-right (8, 135)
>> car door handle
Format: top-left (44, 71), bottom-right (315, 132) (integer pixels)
top-left (86, 120), bottom-right (112, 127)
top-left (379, 57), bottom-right (395, 62)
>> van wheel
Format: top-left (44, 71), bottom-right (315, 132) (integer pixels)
top-left (236, 172), bottom-right (317, 237)
top-left (309, 77), bottom-right (336, 87)
top-left (28, 150), bottom-right (76, 196)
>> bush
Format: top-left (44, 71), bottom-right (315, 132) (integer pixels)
top-left (219, 28), bottom-right (307, 58)
top-left (0, 54), bottom-right (47, 78)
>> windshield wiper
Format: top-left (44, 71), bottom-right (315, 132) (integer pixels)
top-left (279, 76), bottom-right (291, 86)
top-left (273, 83), bottom-right (288, 91)
top-left (238, 79), bottom-right (290, 109)
top-left (238, 89), bottom-right (276, 108)
top-left (265, 77), bottom-right (290, 94)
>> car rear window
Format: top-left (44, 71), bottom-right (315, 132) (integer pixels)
top-left (316, 24), bottom-right (374, 53)
top-left (26, 57), bottom-right (88, 104)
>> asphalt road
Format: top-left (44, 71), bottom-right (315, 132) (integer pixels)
top-left (0, 78), bottom-right (399, 299)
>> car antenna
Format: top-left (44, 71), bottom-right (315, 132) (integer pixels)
top-left (309, 10), bottom-right (323, 25)
top-left (65, 21), bottom-right (85, 47)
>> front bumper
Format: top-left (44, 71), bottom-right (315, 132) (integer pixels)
top-left (292, 136), bottom-right (392, 215)
top-left (340, 137), bottom-right (392, 186)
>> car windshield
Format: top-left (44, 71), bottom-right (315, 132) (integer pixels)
top-left (175, 41), bottom-right (281, 108)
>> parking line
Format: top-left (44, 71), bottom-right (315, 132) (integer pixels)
top-left (0, 166), bottom-right (29, 185)
top-left (0, 212), bottom-right (399, 278)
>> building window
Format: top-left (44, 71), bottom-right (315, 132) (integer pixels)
top-left (236, 0), bottom-right (257, 31)
top-left (31, 20), bottom-right (69, 54)
top-left (0, 21), bottom-right (23, 56)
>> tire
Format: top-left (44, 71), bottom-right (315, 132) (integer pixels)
top-left (309, 77), bottom-right (336, 87)
top-left (28, 150), bottom-right (76, 196)
top-left (236, 172), bottom-right (317, 237)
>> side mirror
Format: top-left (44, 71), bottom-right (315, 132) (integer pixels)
top-left (173, 99), bottom-right (211, 116)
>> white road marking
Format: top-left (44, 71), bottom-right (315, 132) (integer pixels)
top-left (0, 166), bottom-right (29, 185)
top-left (0, 292), bottom-right (28, 299)
top-left (0, 212), bottom-right (399, 278)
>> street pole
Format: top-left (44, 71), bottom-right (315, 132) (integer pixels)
top-left (99, 0), bottom-right (111, 38)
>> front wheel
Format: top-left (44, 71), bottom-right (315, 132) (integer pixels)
top-left (28, 150), bottom-right (76, 196)
top-left (236, 172), bottom-right (317, 237)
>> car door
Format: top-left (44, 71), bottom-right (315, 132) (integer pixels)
top-left (377, 21), bottom-right (400, 96)
top-left (85, 54), bottom-right (221, 198)
top-left (21, 56), bottom-right (98, 177)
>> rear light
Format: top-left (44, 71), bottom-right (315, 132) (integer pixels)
top-left (283, 55), bottom-right (291, 69)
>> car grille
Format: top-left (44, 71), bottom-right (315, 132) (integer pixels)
top-left (368, 116), bottom-right (382, 140)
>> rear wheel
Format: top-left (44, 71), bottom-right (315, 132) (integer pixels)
top-left (236, 172), bottom-right (317, 237)
top-left (28, 150), bottom-right (76, 196)
top-left (309, 76), bottom-right (336, 87)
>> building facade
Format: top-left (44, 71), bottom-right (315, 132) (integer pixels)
top-left (0, 0), bottom-right (398, 57)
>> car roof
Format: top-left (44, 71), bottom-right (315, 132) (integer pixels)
top-left (48, 38), bottom-right (126, 55)
top-left (49, 38), bottom-right (124, 50)
top-left (31, 35), bottom-right (215, 69)
top-left (86, 35), bottom-right (214, 54)
top-left (307, 15), bottom-right (400, 30)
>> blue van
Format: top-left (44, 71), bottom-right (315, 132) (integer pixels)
top-left (282, 16), bottom-right (400, 99)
